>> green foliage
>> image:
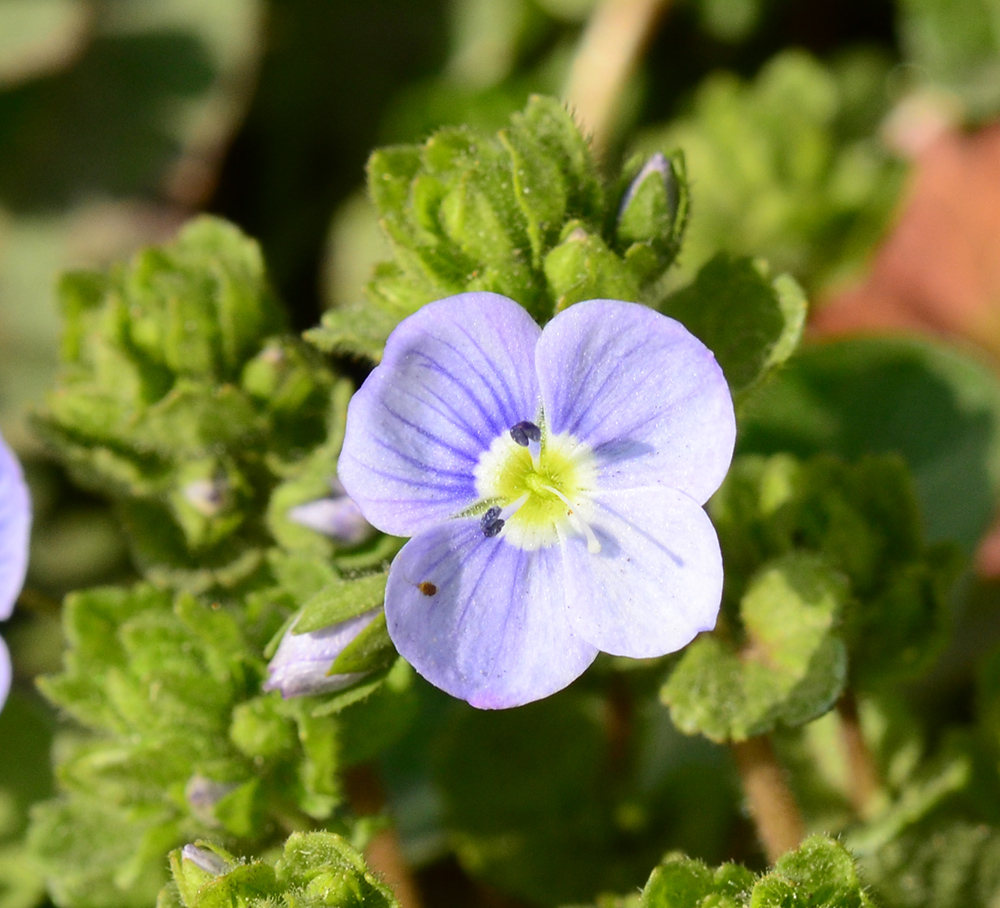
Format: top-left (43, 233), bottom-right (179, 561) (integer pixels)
top-left (432, 687), bottom-right (738, 906)
top-left (739, 335), bottom-right (1000, 556)
top-left (163, 832), bottom-right (399, 908)
top-left (309, 96), bottom-right (694, 361)
top-left (27, 583), bottom-right (347, 908)
top-left (662, 454), bottom-right (959, 743)
top-left (897, 0), bottom-right (1000, 119)
top-left (662, 553), bottom-right (848, 742)
top-left (861, 820), bottom-right (1000, 908)
top-left (34, 217), bottom-right (341, 591)
top-left (607, 835), bottom-right (873, 908)
top-left (658, 254), bottom-right (806, 403)
top-left (640, 49), bottom-right (902, 293)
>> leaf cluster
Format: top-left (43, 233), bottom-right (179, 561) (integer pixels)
top-left (161, 832), bottom-right (399, 908)
top-left (662, 454), bottom-right (960, 742)
top-left (34, 217), bottom-right (338, 592)
top-left (308, 95), bottom-right (691, 360)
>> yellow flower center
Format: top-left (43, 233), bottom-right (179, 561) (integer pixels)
top-left (473, 425), bottom-right (598, 551)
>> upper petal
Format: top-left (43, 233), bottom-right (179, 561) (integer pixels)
top-left (339, 293), bottom-right (542, 537)
top-left (563, 486), bottom-right (722, 658)
top-left (0, 435), bottom-right (30, 622)
top-left (536, 300), bottom-right (735, 504)
top-left (385, 521), bottom-right (598, 709)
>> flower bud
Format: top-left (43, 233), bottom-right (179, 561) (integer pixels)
top-left (287, 479), bottom-right (373, 547)
top-left (614, 151), bottom-right (688, 282)
top-left (263, 609), bottom-right (380, 698)
top-left (180, 844), bottom-right (229, 877)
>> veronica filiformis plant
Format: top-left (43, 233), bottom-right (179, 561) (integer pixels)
top-left (338, 293), bottom-right (735, 708)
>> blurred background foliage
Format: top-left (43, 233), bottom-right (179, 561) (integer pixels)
top-left (7, 0), bottom-right (1000, 906)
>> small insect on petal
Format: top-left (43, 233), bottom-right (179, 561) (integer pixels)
top-left (418, 581), bottom-right (437, 596)
top-left (509, 421), bottom-right (542, 446)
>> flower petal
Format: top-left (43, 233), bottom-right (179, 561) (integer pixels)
top-left (563, 487), bottom-right (722, 657)
top-left (536, 300), bottom-right (735, 504)
top-left (385, 521), bottom-right (598, 708)
top-left (339, 293), bottom-right (542, 537)
top-left (263, 610), bottom-right (379, 698)
top-left (0, 637), bottom-right (10, 710)
top-left (0, 435), bottom-right (30, 621)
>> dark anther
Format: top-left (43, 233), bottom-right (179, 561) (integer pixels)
top-left (510, 421), bottom-right (542, 446)
top-left (483, 518), bottom-right (505, 538)
top-left (480, 506), bottom-right (505, 538)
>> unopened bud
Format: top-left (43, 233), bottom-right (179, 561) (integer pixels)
top-left (185, 775), bottom-right (237, 826)
top-left (263, 610), bottom-right (380, 698)
top-left (181, 844), bottom-right (229, 877)
top-left (288, 479), bottom-right (373, 547)
top-left (614, 151), bottom-right (687, 282)
top-left (183, 478), bottom-right (228, 518)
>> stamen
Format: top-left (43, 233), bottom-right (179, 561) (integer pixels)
top-left (480, 505), bottom-right (505, 538)
top-left (540, 483), bottom-right (602, 554)
top-left (509, 421), bottom-right (542, 446)
top-left (483, 518), bottom-right (505, 538)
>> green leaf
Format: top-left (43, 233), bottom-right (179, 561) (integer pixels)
top-left (641, 856), bottom-right (754, 908)
top-left (658, 254), bottom-right (806, 402)
top-left (860, 820), bottom-right (1000, 908)
top-left (708, 453), bottom-right (958, 689)
top-left (309, 94), bottom-right (613, 358)
top-left (165, 832), bottom-right (398, 908)
top-left (739, 334), bottom-right (1000, 555)
top-left (544, 223), bottom-right (642, 312)
top-left (330, 611), bottom-right (396, 674)
top-left (633, 836), bottom-right (873, 908)
top-left (755, 835), bottom-right (876, 906)
top-left (295, 572), bottom-right (389, 633)
top-left (662, 553), bottom-right (848, 742)
top-left (638, 49), bottom-right (902, 293)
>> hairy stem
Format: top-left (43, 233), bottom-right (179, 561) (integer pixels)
top-left (836, 692), bottom-right (882, 819)
top-left (731, 735), bottom-right (806, 864)
top-left (344, 764), bottom-right (423, 908)
top-left (563, 0), bottom-right (671, 156)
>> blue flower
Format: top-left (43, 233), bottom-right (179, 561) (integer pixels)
top-left (338, 293), bottom-right (735, 709)
top-left (0, 431), bottom-right (31, 711)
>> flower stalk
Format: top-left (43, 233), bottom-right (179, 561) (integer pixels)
top-left (836, 691), bottom-right (882, 820)
top-left (731, 735), bottom-right (805, 865)
top-left (564, 0), bottom-right (672, 154)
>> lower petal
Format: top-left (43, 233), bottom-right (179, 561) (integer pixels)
top-left (563, 487), bottom-right (722, 658)
top-left (385, 521), bottom-right (598, 709)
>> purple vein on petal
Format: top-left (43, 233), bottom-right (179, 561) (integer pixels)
top-left (397, 383), bottom-right (491, 453)
top-left (379, 401), bottom-right (480, 464)
top-left (454, 323), bottom-right (529, 426)
top-left (410, 349), bottom-right (507, 438)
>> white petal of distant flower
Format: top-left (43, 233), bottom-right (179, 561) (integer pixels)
top-left (536, 299), bottom-right (735, 504)
top-left (0, 637), bottom-right (10, 710)
top-left (0, 434), bottom-right (30, 622)
top-left (562, 486), bottom-right (722, 657)
top-left (339, 293), bottom-right (542, 537)
top-left (385, 520), bottom-right (598, 708)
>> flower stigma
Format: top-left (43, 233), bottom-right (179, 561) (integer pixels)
top-left (473, 418), bottom-right (600, 552)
